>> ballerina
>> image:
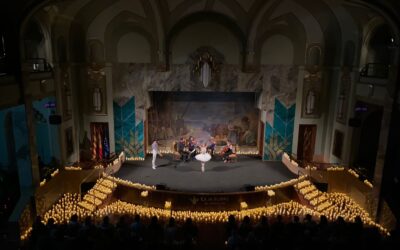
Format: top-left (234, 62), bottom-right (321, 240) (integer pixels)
top-left (195, 143), bottom-right (211, 172)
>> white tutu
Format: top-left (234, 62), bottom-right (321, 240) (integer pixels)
top-left (195, 153), bottom-right (211, 162)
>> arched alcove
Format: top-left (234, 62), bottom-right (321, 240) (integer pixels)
top-left (366, 24), bottom-right (394, 64)
top-left (88, 40), bottom-right (105, 62)
top-left (116, 32), bottom-right (151, 63)
top-left (22, 20), bottom-right (45, 59)
top-left (260, 34), bottom-right (294, 65)
top-left (306, 45), bottom-right (322, 66)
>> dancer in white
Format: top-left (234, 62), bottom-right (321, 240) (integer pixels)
top-left (151, 139), bottom-right (162, 169)
top-left (195, 143), bottom-right (211, 172)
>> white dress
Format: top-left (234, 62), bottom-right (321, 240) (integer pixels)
top-left (195, 146), bottom-right (211, 162)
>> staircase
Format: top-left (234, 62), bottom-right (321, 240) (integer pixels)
top-left (78, 178), bottom-right (117, 212)
top-left (294, 179), bottom-right (333, 213)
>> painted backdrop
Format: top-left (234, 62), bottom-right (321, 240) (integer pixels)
top-left (148, 92), bottom-right (259, 147)
top-left (112, 63), bottom-right (298, 160)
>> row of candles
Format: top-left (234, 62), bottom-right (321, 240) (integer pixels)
top-left (126, 157), bottom-right (145, 161)
top-left (255, 175), bottom-right (307, 191)
top-left (64, 166), bottom-right (82, 171)
top-left (143, 149), bottom-right (260, 155)
top-left (282, 153), bottom-right (374, 189)
top-left (78, 178), bottom-right (118, 212)
top-left (294, 180), bottom-right (389, 234)
top-left (103, 173), bottom-right (156, 190)
top-left (296, 180), bottom-right (333, 212)
top-left (39, 169), bottom-right (60, 187)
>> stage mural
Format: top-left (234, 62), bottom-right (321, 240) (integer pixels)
top-left (113, 97), bottom-right (144, 158)
top-left (264, 99), bottom-right (296, 160)
top-left (112, 62), bottom-right (298, 160)
top-left (148, 92), bottom-right (259, 147)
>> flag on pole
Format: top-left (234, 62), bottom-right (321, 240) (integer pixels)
top-left (92, 125), bottom-right (97, 160)
top-left (98, 126), bottom-right (103, 160)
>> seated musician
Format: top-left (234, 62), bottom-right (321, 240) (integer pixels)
top-left (178, 138), bottom-right (188, 161)
top-left (187, 136), bottom-right (197, 160)
top-left (221, 141), bottom-right (234, 163)
top-left (207, 137), bottom-right (216, 156)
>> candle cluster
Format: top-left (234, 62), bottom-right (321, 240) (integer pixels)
top-left (255, 175), bottom-right (306, 191)
top-left (144, 149), bottom-right (259, 156)
top-left (324, 193), bottom-right (388, 235)
top-left (64, 166), bottom-right (82, 171)
top-left (164, 201), bottom-right (172, 209)
top-left (94, 164), bottom-right (104, 169)
top-left (267, 190), bottom-right (275, 197)
top-left (327, 166), bottom-right (345, 171)
top-left (41, 194), bottom-right (90, 225)
top-left (348, 169), bottom-right (359, 178)
top-left (103, 173), bottom-right (156, 190)
top-left (94, 200), bottom-right (320, 224)
top-left (234, 151), bottom-right (259, 155)
top-left (20, 188), bottom-right (390, 241)
top-left (295, 180), bottom-right (333, 212)
top-left (305, 165), bottom-right (317, 171)
top-left (282, 153), bottom-right (299, 168)
top-left (78, 178), bottom-right (117, 212)
top-left (126, 157), bottom-right (145, 161)
top-left (364, 179), bottom-right (373, 188)
top-left (20, 227), bottom-right (32, 241)
top-left (50, 169), bottom-right (59, 177)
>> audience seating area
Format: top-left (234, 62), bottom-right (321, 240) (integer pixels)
top-left (25, 214), bottom-right (399, 250)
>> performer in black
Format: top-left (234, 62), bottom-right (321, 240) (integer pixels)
top-left (207, 137), bottom-right (216, 156)
top-left (221, 141), bottom-right (233, 163)
top-left (178, 137), bottom-right (188, 161)
top-left (187, 136), bottom-right (197, 161)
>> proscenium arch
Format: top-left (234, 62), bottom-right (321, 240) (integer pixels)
top-left (165, 11), bottom-right (247, 69)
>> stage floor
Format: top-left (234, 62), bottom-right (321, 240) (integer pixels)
top-left (115, 156), bottom-right (296, 192)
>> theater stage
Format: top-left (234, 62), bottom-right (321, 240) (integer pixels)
top-left (114, 156), bottom-right (296, 192)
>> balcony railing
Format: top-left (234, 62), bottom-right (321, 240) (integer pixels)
top-left (24, 58), bottom-right (52, 73)
top-left (360, 63), bottom-right (389, 79)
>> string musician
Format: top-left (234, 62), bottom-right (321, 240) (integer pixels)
top-left (220, 140), bottom-right (233, 163)
top-left (177, 137), bottom-right (189, 161)
top-left (187, 136), bottom-right (197, 160)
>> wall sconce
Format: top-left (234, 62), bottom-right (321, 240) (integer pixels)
top-left (305, 89), bottom-right (316, 115)
top-left (93, 87), bottom-right (102, 112)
